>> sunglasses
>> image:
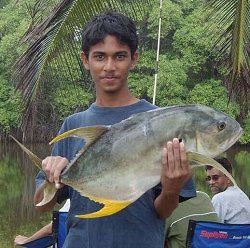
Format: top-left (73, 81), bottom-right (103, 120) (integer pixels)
top-left (205, 175), bottom-right (222, 181)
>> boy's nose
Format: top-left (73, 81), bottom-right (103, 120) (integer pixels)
top-left (104, 57), bottom-right (115, 71)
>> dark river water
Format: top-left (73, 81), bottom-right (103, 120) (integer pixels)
top-left (1, 142), bottom-right (250, 247)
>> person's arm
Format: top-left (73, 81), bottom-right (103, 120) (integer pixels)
top-left (154, 138), bottom-right (192, 219)
top-left (211, 195), bottom-right (225, 223)
top-left (14, 222), bottom-right (52, 245)
top-left (34, 156), bottom-right (68, 212)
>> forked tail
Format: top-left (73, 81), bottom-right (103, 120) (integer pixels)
top-left (10, 135), bottom-right (58, 206)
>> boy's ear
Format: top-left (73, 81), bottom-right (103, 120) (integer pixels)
top-left (130, 51), bottom-right (139, 70)
top-left (80, 52), bottom-right (89, 70)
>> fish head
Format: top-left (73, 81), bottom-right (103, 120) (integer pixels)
top-left (188, 106), bottom-right (243, 158)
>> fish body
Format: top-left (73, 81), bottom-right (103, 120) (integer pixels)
top-left (12, 104), bottom-right (243, 218)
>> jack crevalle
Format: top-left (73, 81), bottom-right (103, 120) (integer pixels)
top-left (11, 104), bottom-right (243, 218)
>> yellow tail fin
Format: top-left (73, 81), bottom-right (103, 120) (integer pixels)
top-left (10, 135), bottom-right (42, 170)
top-left (10, 135), bottom-right (58, 206)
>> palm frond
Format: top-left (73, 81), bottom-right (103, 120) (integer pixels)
top-left (14, 0), bottom-right (152, 130)
top-left (205, 0), bottom-right (250, 117)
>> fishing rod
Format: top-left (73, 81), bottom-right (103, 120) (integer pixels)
top-left (152, 0), bottom-right (163, 105)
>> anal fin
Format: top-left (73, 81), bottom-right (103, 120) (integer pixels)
top-left (36, 180), bottom-right (58, 206)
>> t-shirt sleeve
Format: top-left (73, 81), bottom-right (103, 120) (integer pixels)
top-left (212, 195), bottom-right (225, 223)
top-left (152, 177), bottom-right (196, 201)
top-left (35, 170), bottom-right (46, 189)
top-left (179, 177), bottom-right (196, 198)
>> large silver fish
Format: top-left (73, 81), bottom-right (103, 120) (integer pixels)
top-left (11, 104), bottom-right (243, 218)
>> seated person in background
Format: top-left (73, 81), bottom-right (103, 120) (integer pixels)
top-left (14, 199), bottom-right (70, 246)
top-left (205, 157), bottom-right (250, 224)
top-left (165, 191), bottom-right (218, 248)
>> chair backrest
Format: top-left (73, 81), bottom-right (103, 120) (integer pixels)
top-left (186, 220), bottom-right (250, 248)
top-left (52, 211), bottom-right (68, 248)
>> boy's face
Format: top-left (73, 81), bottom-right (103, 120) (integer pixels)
top-left (206, 167), bottom-right (230, 194)
top-left (81, 35), bottom-right (138, 95)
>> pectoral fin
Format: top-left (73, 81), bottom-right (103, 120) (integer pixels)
top-left (187, 152), bottom-right (237, 186)
top-left (76, 196), bottom-right (131, 219)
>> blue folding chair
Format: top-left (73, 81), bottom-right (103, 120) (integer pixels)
top-left (16, 235), bottom-right (55, 248)
top-left (186, 220), bottom-right (250, 248)
top-left (17, 211), bottom-right (67, 248)
top-left (52, 211), bottom-right (67, 248)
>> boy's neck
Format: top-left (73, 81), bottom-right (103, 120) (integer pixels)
top-left (95, 92), bottom-right (139, 107)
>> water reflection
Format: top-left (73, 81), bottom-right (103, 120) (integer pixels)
top-left (1, 142), bottom-right (250, 247)
top-left (0, 142), bottom-right (51, 247)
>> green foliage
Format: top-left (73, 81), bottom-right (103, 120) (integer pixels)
top-left (129, 50), bottom-right (156, 99)
top-left (0, 76), bottom-right (22, 133)
top-left (0, 0), bottom-right (33, 77)
top-left (203, 0), bottom-right (250, 121)
top-left (234, 151), bottom-right (250, 196)
top-left (0, 0), bottom-right (248, 145)
top-left (147, 0), bottom-right (183, 40)
top-left (187, 79), bottom-right (239, 118)
top-left (130, 51), bottom-right (189, 106)
top-left (0, 0), bottom-right (11, 8)
top-left (152, 56), bottom-right (189, 107)
top-left (129, 73), bottom-right (153, 100)
top-left (173, 7), bottom-right (215, 76)
top-left (52, 84), bottom-right (93, 122)
top-left (240, 113), bottom-right (250, 144)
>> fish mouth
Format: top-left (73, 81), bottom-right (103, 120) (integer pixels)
top-left (229, 127), bottom-right (243, 146)
top-left (219, 127), bottom-right (243, 155)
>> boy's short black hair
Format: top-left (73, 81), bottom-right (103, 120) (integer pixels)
top-left (205, 157), bottom-right (233, 174)
top-left (81, 10), bottom-right (138, 57)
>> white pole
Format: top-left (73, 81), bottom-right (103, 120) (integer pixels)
top-left (153, 0), bottom-right (163, 105)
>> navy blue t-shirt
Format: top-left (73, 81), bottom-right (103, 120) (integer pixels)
top-left (36, 100), bottom-right (196, 248)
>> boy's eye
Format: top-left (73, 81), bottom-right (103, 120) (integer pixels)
top-left (95, 54), bottom-right (104, 60)
top-left (117, 54), bottom-right (126, 60)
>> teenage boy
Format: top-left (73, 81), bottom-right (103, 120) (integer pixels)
top-left (34, 10), bottom-right (195, 248)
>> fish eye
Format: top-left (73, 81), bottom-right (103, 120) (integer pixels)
top-left (217, 121), bottom-right (226, 131)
